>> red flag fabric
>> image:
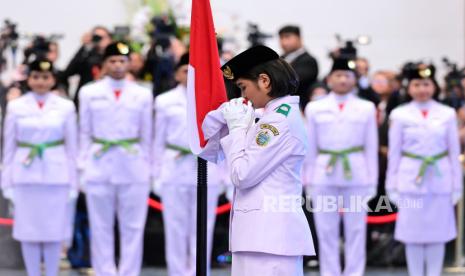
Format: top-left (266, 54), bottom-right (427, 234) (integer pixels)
top-left (187, 0), bottom-right (228, 154)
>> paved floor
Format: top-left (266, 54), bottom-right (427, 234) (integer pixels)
top-left (1, 267), bottom-right (465, 276)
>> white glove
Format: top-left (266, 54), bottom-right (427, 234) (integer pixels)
top-left (221, 98), bottom-right (254, 132)
top-left (386, 189), bottom-right (400, 206)
top-left (152, 179), bottom-right (162, 197)
top-left (304, 186), bottom-right (314, 198)
top-left (78, 169), bottom-right (86, 193)
top-left (225, 186), bottom-right (234, 202)
top-left (69, 189), bottom-right (78, 201)
top-left (452, 191), bottom-right (462, 205)
top-left (2, 188), bottom-right (14, 202)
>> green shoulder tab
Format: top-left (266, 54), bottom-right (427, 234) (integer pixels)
top-left (275, 103), bottom-right (291, 117)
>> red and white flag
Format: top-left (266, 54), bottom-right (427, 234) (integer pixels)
top-left (187, 0), bottom-right (227, 155)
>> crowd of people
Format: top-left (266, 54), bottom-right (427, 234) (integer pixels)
top-left (0, 21), bottom-right (464, 276)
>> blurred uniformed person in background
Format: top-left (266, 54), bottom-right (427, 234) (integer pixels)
top-left (152, 52), bottom-right (225, 276)
top-left (304, 56), bottom-right (378, 276)
top-left (2, 58), bottom-right (78, 276)
top-left (387, 63), bottom-right (462, 276)
top-left (78, 42), bottom-right (153, 276)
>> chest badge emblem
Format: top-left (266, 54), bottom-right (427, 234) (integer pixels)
top-left (256, 130), bottom-right (271, 147)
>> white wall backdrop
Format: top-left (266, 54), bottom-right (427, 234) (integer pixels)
top-left (1, 0), bottom-right (464, 79)
top-left (209, 0), bottom-right (465, 78)
top-left (0, 0), bottom-right (129, 68)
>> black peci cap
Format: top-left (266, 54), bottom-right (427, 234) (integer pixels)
top-left (220, 45), bottom-right (281, 99)
top-left (103, 42), bottom-right (131, 60)
top-left (404, 63), bottom-right (436, 81)
top-left (330, 57), bottom-right (356, 73)
top-left (28, 58), bottom-right (54, 74)
top-left (220, 45), bottom-right (279, 82)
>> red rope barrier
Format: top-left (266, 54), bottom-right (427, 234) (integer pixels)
top-left (0, 218), bottom-right (13, 226)
top-left (215, 203), bottom-right (232, 215)
top-left (366, 213), bottom-right (397, 224)
top-left (147, 198), bottom-right (164, 211)
top-left (1, 202), bottom-right (397, 226)
top-left (147, 198), bottom-right (232, 215)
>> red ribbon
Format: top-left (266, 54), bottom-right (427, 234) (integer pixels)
top-left (0, 203), bottom-right (397, 227)
top-left (147, 198), bottom-right (231, 215)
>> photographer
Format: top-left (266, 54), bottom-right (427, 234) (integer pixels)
top-left (278, 25), bottom-right (319, 111)
top-left (144, 16), bottom-right (180, 96)
top-left (61, 26), bottom-right (112, 108)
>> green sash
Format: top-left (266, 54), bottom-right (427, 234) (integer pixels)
top-left (92, 137), bottom-right (140, 158)
top-left (166, 144), bottom-right (192, 156)
top-left (318, 146), bottom-right (364, 180)
top-left (402, 151), bottom-right (448, 185)
top-left (17, 140), bottom-right (64, 167)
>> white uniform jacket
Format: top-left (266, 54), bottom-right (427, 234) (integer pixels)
top-left (79, 77), bottom-right (153, 184)
top-left (2, 93), bottom-right (77, 189)
top-left (304, 92), bottom-right (378, 187)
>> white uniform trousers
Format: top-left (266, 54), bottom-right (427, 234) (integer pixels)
top-left (86, 182), bottom-right (150, 276)
top-left (309, 186), bottom-right (370, 276)
top-left (161, 184), bottom-right (220, 276)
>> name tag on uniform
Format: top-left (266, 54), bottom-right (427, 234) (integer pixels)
top-left (91, 96), bottom-right (108, 102)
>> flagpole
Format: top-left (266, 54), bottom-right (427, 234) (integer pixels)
top-left (196, 157), bottom-right (208, 276)
top-left (189, 0), bottom-right (228, 274)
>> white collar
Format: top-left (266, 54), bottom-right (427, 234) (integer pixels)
top-left (283, 48), bottom-right (306, 64)
top-left (30, 91), bottom-right (51, 101)
top-left (264, 95), bottom-right (299, 113)
top-left (329, 90), bottom-right (356, 103)
top-left (105, 76), bottom-right (126, 89)
top-left (411, 99), bottom-right (434, 110)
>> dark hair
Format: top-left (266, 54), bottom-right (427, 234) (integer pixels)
top-left (405, 78), bottom-right (440, 101)
top-left (92, 26), bottom-right (112, 37)
top-left (278, 25), bottom-right (301, 37)
top-left (26, 67), bottom-right (58, 92)
top-left (240, 58), bottom-right (299, 98)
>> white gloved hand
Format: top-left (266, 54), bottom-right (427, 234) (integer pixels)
top-left (152, 179), bottom-right (162, 197)
top-left (69, 189), bottom-right (78, 201)
top-left (304, 186), bottom-right (314, 198)
top-left (221, 98), bottom-right (254, 132)
top-left (304, 186), bottom-right (314, 206)
top-left (386, 189), bottom-right (400, 206)
top-left (452, 191), bottom-right (462, 205)
top-left (78, 169), bottom-right (86, 193)
top-left (225, 186), bottom-right (234, 202)
top-left (2, 188), bottom-right (14, 202)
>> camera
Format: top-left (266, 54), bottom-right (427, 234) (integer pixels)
top-left (443, 57), bottom-right (464, 90)
top-left (0, 19), bottom-right (19, 49)
top-left (0, 19), bottom-right (20, 69)
top-left (330, 34), bottom-right (371, 60)
top-left (247, 23), bottom-right (272, 47)
top-left (91, 34), bottom-right (102, 44)
top-left (150, 15), bottom-right (176, 50)
top-left (22, 34), bottom-right (63, 64)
